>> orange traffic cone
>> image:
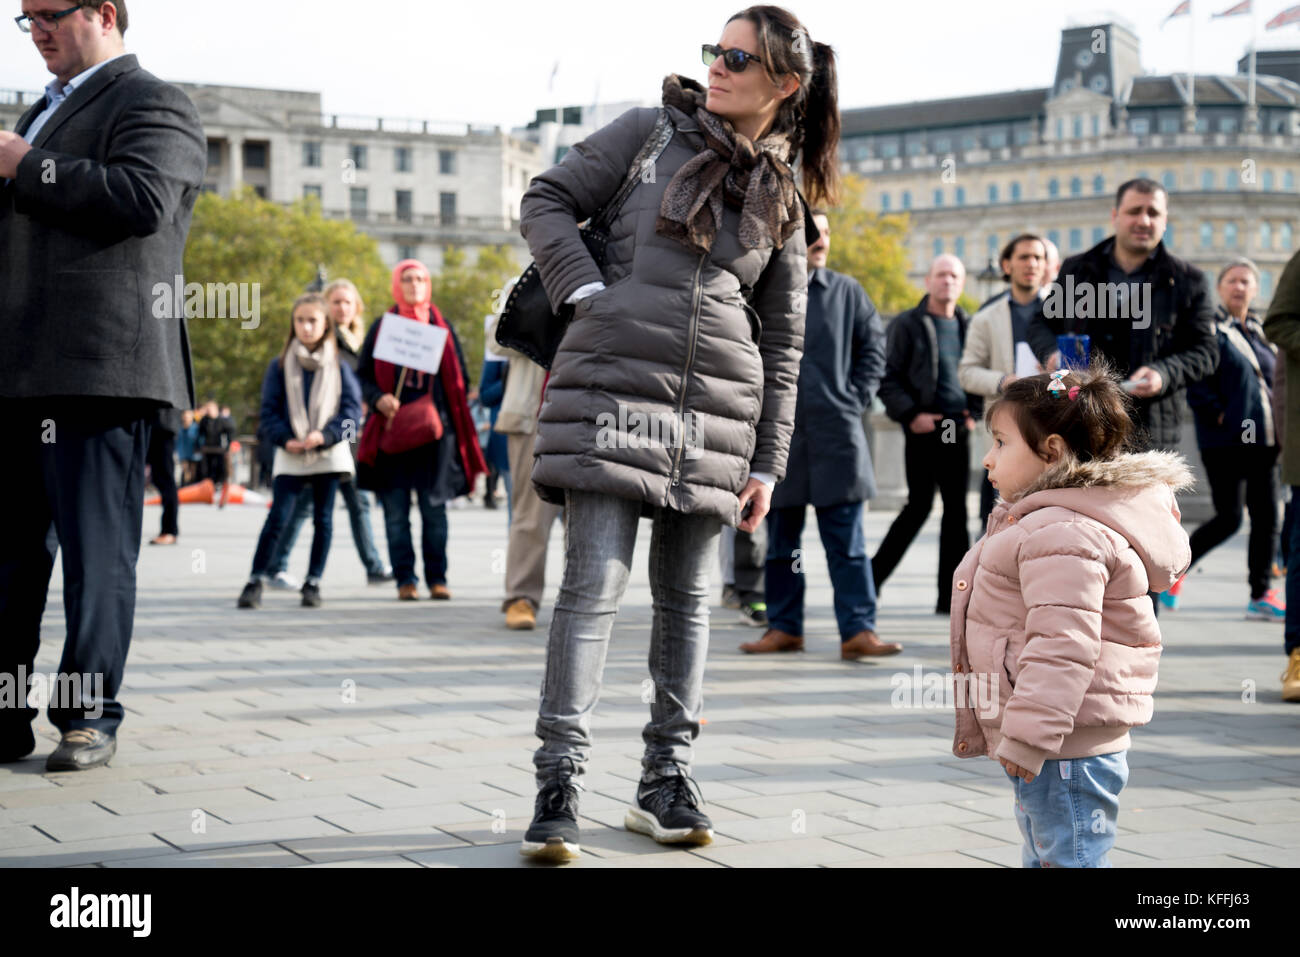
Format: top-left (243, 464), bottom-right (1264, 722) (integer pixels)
top-left (146, 479), bottom-right (215, 506)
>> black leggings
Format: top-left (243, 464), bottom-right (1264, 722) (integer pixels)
top-left (1189, 444), bottom-right (1279, 599)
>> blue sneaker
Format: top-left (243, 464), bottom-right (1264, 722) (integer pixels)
top-left (1246, 589), bottom-right (1286, 621)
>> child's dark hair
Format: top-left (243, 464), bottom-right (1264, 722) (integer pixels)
top-left (985, 359), bottom-right (1136, 464)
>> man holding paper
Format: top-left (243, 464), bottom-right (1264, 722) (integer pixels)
top-left (958, 233), bottom-right (1049, 525)
top-left (356, 260), bottom-right (486, 601)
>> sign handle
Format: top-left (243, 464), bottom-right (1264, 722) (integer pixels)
top-left (385, 367), bottom-right (409, 431)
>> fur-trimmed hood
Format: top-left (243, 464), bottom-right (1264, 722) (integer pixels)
top-left (1001, 451), bottom-right (1195, 592)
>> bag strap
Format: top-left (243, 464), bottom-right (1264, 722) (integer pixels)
top-left (589, 108), bottom-right (675, 232)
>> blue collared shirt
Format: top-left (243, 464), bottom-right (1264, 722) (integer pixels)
top-left (21, 53), bottom-right (128, 144)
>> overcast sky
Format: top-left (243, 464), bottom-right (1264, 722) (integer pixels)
top-left (3, 0), bottom-right (1298, 127)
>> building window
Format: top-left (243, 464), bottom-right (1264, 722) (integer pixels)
top-left (1055, 118), bottom-right (1064, 140)
top-left (1200, 222), bottom-right (1213, 248)
top-left (303, 184), bottom-right (322, 201)
top-left (1263, 271), bottom-right (1274, 297)
top-left (987, 234), bottom-right (998, 257)
top-left (1225, 222), bottom-right (1238, 249)
top-left (1093, 174), bottom-right (1104, 195)
top-left (1261, 222), bottom-right (1272, 250)
top-left (1072, 116), bottom-right (1083, 139)
top-left (349, 187), bottom-right (368, 218)
top-left (933, 237), bottom-right (943, 257)
top-left (1219, 116), bottom-right (1238, 133)
top-left (1091, 115), bottom-right (1100, 137)
top-left (1263, 170), bottom-right (1276, 191)
top-left (880, 192), bottom-right (891, 211)
top-left (1070, 177), bottom-right (1082, 197)
top-left (1283, 223), bottom-right (1293, 250)
top-left (955, 186), bottom-right (966, 206)
top-left (933, 188), bottom-right (944, 207)
top-left (398, 244), bottom-right (418, 262)
top-left (1014, 127), bottom-right (1033, 145)
top-left (988, 184), bottom-right (999, 203)
top-left (395, 189), bottom-right (413, 223)
top-left (879, 139), bottom-right (899, 158)
top-left (439, 149), bottom-right (457, 175)
top-left (207, 140), bottom-right (223, 168)
top-left (1195, 116), bottom-right (1210, 132)
top-left (439, 191), bottom-right (457, 222)
top-left (1159, 114), bottom-right (1180, 134)
top-left (243, 142), bottom-right (268, 170)
top-left (301, 141), bottom-right (321, 168)
top-left (1010, 181), bottom-right (1022, 201)
top-left (1161, 171), bottom-right (1176, 192)
top-left (394, 147), bottom-right (413, 173)
top-left (901, 190), bottom-right (912, 210)
top-left (988, 130), bottom-right (1007, 148)
top-left (1226, 169), bottom-right (1239, 189)
top-left (1048, 178), bottom-right (1060, 198)
top-left (906, 140), bottom-right (925, 156)
top-left (1047, 229), bottom-right (1061, 248)
top-left (1166, 223), bottom-right (1175, 248)
top-left (955, 237), bottom-right (966, 259)
top-left (349, 145), bottom-right (368, 171)
top-left (1286, 171), bottom-right (1295, 191)
top-left (1130, 117), bottom-right (1150, 135)
top-left (934, 137), bottom-right (951, 153)
top-left (1069, 228), bottom-right (1082, 251)
top-left (1092, 226), bottom-right (1105, 245)
top-left (1201, 169), bottom-right (1214, 190)
top-left (554, 146), bottom-right (569, 163)
top-left (960, 135), bottom-right (976, 150)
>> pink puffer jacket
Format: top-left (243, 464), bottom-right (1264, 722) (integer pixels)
top-left (950, 451), bottom-right (1194, 774)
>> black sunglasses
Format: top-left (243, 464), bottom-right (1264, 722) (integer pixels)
top-left (702, 44), bottom-right (763, 73)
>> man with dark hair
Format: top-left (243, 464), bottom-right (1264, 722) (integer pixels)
top-left (1027, 178), bottom-right (1217, 453)
top-left (960, 233), bottom-right (1048, 524)
top-left (0, 0), bottom-right (205, 770)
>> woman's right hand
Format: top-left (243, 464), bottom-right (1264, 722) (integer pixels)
top-left (376, 394), bottom-right (400, 419)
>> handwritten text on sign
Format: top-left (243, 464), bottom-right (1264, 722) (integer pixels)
top-left (373, 313), bottom-right (449, 376)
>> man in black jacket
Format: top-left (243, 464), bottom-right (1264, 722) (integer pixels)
top-left (873, 256), bottom-right (980, 615)
top-left (0, 0), bottom-right (206, 770)
top-left (1026, 178), bottom-right (1218, 451)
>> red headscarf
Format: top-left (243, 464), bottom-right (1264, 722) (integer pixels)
top-left (373, 260), bottom-right (486, 488)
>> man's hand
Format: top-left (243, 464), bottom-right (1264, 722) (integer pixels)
top-left (999, 756), bottom-right (1036, 782)
top-left (375, 394), bottom-right (400, 419)
top-left (1127, 366), bottom-right (1164, 399)
top-left (909, 413), bottom-right (943, 434)
top-left (0, 131), bottom-right (33, 180)
top-left (304, 430), bottom-right (325, 450)
top-left (998, 374), bottom-right (1019, 392)
top-left (285, 439), bottom-right (306, 454)
top-left (737, 478), bottom-right (771, 533)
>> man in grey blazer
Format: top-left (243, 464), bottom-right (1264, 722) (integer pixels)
top-left (0, 0), bottom-right (206, 770)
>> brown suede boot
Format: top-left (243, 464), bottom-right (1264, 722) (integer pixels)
top-left (841, 630), bottom-right (903, 660)
top-left (398, 584), bottom-right (420, 601)
top-left (739, 629), bottom-right (804, 654)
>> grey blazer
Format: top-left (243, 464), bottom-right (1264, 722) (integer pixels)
top-left (1, 54), bottom-right (206, 409)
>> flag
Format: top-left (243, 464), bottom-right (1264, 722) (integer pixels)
top-left (1164, 0), bottom-right (1192, 23)
top-left (1212, 1), bottom-right (1251, 15)
top-left (1267, 4), bottom-right (1300, 27)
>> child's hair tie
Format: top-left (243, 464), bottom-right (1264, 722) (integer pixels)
top-left (1068, 385), bottom-right (1081, 401)
top-left (1047, 370), bottom-right (1068, 397)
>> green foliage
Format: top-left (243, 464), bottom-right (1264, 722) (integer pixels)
top-left (825, 175), bottom-right (922, 316)
top-left (183, 189), bottom-right (389, 431)
top-left (427, 245), bottom-right (520, 387)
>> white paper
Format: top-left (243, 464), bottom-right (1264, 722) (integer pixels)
top-left (373, 312), bottom-right (448, 376)
top-left (1015, 342), bottom-right (1041, 379)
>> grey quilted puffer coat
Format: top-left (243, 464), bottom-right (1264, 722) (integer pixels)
top-left (520, 105), bottom-right (809, 526)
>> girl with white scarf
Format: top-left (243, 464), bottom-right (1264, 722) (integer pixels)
top-left (238, 294), bottom-right (362, 609)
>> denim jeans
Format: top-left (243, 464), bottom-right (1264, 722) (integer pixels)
top-left (533, 489), bottom-right (721, 786)
top-left (269, 478), bottom-right (385, 577)
top-left (250, 474), bottom-right (339, 582)
top-left (378, 486), bottom-right (448, 588)
top-left (766, 501), bottom-right (877, 640)
top-left (1007, 751), bottom-right (1128, 868)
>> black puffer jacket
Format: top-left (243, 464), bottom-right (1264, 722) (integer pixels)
top-left (1026, 238), bottom-right (1218, 450)
top-left (519, 96), bottom-right (809, 525)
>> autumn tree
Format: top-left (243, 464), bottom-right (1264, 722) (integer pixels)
top-left (427, 245), bottom-right (520, 385)
top-left (824, 175), bottom-right (921, 316)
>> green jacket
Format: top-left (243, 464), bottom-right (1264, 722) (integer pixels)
top-left (1263, 250), bottom-right (1300, 483)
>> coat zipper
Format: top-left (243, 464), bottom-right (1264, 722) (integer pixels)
top-left (670, 252), bottom-right (708, 491)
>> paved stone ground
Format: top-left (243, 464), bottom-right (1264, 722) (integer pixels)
top-left (1, 496), bottom-right (1297, 868)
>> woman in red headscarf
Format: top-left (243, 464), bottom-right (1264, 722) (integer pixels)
top-left (355, 260), bottom-right (486, 600)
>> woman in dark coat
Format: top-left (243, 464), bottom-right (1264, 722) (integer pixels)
top-left (356, 261), bottom-right (486, 600)
top-left (517, 4), bottom-right (840, 861)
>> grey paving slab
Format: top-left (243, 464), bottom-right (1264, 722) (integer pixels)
top-left (3, 501), bottom-right (1292, 867)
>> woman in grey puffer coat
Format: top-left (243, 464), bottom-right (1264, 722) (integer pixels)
top-left (518, 4), bottom-right (842, 862)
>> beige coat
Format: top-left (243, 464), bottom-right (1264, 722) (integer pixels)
top-left (949, 451), bottom-right (1194, 775)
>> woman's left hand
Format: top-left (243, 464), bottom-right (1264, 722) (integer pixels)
top-left (304, 430), bottom-right (325, 450)
top-left (737, 478), bottom-right (771, 534)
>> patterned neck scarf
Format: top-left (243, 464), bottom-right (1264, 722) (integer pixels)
top-left (656, 74), bottom-right (801, 255)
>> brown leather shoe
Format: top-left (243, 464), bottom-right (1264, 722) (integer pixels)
top-left (430, 584), bottom-right (452, 601)
top-left (840, 630), bottom-right (903, 660)
top-left (505, 598), bottom-right (537, 630)
top-left (398, 584), bottom-right (420, 601)
top-left (739, 629), bottom-right (804, 654)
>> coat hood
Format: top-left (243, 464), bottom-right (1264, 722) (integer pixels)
top-left (1006, 450), bottom-right (1195, 591)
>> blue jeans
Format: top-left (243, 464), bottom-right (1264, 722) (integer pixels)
top-left (766, 502), bottom-right (877, 640)
top-left (1007, 751), bottom-right (1128, 868)
top-left (250, 474), bottom-right (339, 582)
top-left (378, 486), bottom-right (448, 588)
top-left (534, 489), bottom-right (721, 786)
top-left (269, 479), bottom-right (385, 577)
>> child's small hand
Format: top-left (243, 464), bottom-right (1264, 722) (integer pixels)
top-left (999, 756), bottom-right (1036, 782)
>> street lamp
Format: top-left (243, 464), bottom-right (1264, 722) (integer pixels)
top-left (977, 258), bottom-right (1001, 304)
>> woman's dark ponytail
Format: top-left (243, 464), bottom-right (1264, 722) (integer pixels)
top-left (801, 40), bottom-right (840, 207)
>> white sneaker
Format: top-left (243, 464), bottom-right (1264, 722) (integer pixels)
top-left (270, 571), bottom-right (300, 590)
